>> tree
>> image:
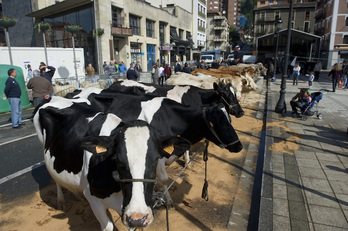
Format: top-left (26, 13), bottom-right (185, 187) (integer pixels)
top-left (229, 26), bottom-right (241, 45)
top-left (241, 0), bottom-right (254, 37)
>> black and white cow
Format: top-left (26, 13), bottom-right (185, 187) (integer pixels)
top-left (33, 96), bottom-right (189, 231)
top-left (69, 80), bottom-right (244, 118)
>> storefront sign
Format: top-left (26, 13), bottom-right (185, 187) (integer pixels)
top-left (160, 46), bottom-right (173, 50)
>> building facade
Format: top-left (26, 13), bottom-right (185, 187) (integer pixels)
top-left (206, 13), bottom-right (229, 57)
top-left (314, 0), bottom-right (348, 67)
top-left (207, 0), bottom-right (241, 30)
top-left (3, 0), bottom-right (193, 74)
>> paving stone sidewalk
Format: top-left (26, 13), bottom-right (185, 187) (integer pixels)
top-left (259, 71), bottom-right (348, 231)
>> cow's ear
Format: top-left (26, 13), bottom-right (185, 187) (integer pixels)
top-left (81, 136), bottom-right (114, 155)
top-left (160, 136), bottom-right (191, 158)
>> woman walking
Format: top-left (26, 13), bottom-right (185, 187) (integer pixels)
top-left (293, 63), bottom-right (301, 86)
top-left (328, 63), bottom-right (343, 92)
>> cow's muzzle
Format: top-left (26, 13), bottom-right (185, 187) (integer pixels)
top-left (126, 214), bottom-right (150, 228)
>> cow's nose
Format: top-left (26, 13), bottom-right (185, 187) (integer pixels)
top-left (127, 214), bottom-right (149, 227)
top-left (237, 111), bottom-right (244, 118)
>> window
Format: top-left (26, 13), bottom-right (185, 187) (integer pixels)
top-left (269, 1), bottom-right (274, 5)
top-left (261, 11), bottom-right (266, 20)
top-left (305, 11), bottom-right (310, 20)
top-left (159, 22), bottom-right (165, 45)
top-left (346, 17), bottom-right (348, 26)
top-left (129, 14), bottom-right (140, 35)
top-left (275, 11), bottom-right (280, 20)
top-left (291, 21), bottom-right (294, 29)
top-left (146, 19), bottom-right (155, 38)
top-left (260, 24), bottom-right (265, 33)
top-left (292, 10), bottom-right (295, 21)
top-left (304, 21), bottom-right (310, 32)
top-left (112, 6), bottom-right (122, 27)
top-left (260, 1), bottom-right (265, 4)
top-left (344, 35), bottom-right (348, 44)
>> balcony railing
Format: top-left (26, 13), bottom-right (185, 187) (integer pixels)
top-left (214, 15), bottom-right (225, 20)
top-left (214, 25), bottom-right (225, 30)
top-left (111, 27), bottom-right (133, 37)
top-left (198, 11), bottom-right (205, 18)
top-left (213, 36), bottom-right (227, 41)
top-left (199, 0), bottom-right (206, 5)
top-left (198, 26), bottom-right (205, 32)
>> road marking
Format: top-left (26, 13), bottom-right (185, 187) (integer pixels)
top-left (0, 133), bottom-right (37, 147)
top-left (0, 119), bottom-right (32, 128)
top-left (0, 161), bottom-right (45, 185)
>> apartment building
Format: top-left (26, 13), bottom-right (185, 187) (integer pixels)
top-left (207, 0), bottom-right (241, 30)
top-left (314, 0), bottom-right (348, 67)
top-left (206, 12), bottom-right (229, 57)
top-left (2, 0), bottom-right (193, 73)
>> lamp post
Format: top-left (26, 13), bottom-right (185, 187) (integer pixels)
top-left (275, 0), bottom-right (294, 114)
top-left (272, 19), bottom-right (283, 82)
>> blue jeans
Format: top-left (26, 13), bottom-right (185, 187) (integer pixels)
top-left (8, 97), bottom-right (22, 127)
top-left (343, 74), bottom-right (348, 88)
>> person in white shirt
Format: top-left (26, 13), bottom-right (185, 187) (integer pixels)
top-left (293, 63), bottom-right (301, 86)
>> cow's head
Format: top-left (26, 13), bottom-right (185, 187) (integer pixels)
top-left (82, 120), bottom-right (180, 229)
top-left (204, 106), bottom-right (243, 153)
top-left (213, 82), bottom-right (244, 118)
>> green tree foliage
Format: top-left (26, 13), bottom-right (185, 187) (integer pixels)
top-left (241, 0), bottom-right (254, 37)
top-left (229, 26), bottom-right (241, 44)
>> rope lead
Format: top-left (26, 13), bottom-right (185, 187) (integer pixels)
top-left (202, 140), bottom-right (209, 201)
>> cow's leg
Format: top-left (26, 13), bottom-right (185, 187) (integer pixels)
top-left (156, 158), bottom-right (174, 209)
top-left (56, 183), bottom-right (65, 210)
top-left (183, 150), bottom-right (190, 167)
top-left (84, 194), bottom-right (114, 231)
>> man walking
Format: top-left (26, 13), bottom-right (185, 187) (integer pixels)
top-left (4, 68), bottom-right (23, 128)
top-left (27, 70), bottom-right (53, 108)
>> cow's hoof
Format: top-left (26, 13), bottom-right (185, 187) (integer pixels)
top-left (58, 201), bottom-right (73, 212)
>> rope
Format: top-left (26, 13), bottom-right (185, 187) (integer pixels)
top-left (202, 140), bottom-right (210, 201)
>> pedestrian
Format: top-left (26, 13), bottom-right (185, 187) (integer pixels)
top-left (103, 61), bottom-right (107, 69)
top-left (313, 61), bottom-right (322, 81)
top-left (134, 61), bottom-right (142, 74)
top-left (182, 63), bottom-right (192, 74)
top-left (104, 61), bottom-right (117, 76)
top-left (85, 63), bottom-right (95, 76)
top-left (4, 68), bottom-right (23, 128)
top-left (27, 69), bottom-right (53, 108)
top-left (308, 71), bottom-right (314, 87)
top-left (114, 61), bottom-right (119, 73)
top-left (126, 63), bottom-right (138, 81)
top-left (39, 63), bottom-right (56, 84)
top-left (293, 62), bottom-right (301, 86)
top-left (151, 63), bottom-right (160, 85)
top-left (159, 64), bottom-right (165, 85)
top-left (164, 64), bottom-right (171, 82)
top-left (342, 61), bottom-right (348, 89)
top-left (328, 63), bottom-right (343, 92)
top-left (199, 60), bottom-right (206, 69)
top-left (27, 64), bottom-right (33, 81)
top-left (118, 61), bottom-right (127, 73)
top-left (174, 61), bottom-right (181, 73)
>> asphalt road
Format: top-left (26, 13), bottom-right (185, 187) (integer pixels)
top-left (0, 108), bottom-right (51, 203)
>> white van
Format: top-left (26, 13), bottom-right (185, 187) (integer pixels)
top-left (227, 53), bottom-right (234, 61)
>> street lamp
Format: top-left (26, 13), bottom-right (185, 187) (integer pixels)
top-left (275, 0), bottom-right (294, 114)
top-left (272, 18), bottom-right (282, 82)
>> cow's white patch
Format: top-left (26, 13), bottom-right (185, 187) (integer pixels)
top-left (120, 80), bottom-right (156, 93)
top-left (221, 107), bottom-right (231, 123)
top-left (124, 126), bottom-right (150, 216)
top-left (166, 85), bottom-right (190, 103)
top-left (229, 85), bottom-right (235, 95)
top-left (73, 87), bottom-right (103, 99)
top-left (137, 97), bottom-right (165, 124)
top-left (99, 113), bottom-right (122, 136)
top-left (87, 112), bottom-right (102, 123)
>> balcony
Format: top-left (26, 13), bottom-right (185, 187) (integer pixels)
top-left (214, 15), bottom-right (225, 20)
top-left (111, 27), bottom-right (133, 37)
top-left (214, 25), bottom-right (225, 30)
top-left (315, 9), bottom-right (326, 20)
top-left (198, 11), bottom-right (206, 18)
top-left (213, 36), bottom-right (226, 42)
top-left (198, 26), bottom-right (205, 32)
top-left (199, 0), bottom-right (206, 4)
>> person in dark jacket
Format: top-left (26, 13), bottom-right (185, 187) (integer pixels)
top-left (164, 64), bottom-right (171, 81)
top-left (27, 70), bottom-right (53, 108)
top-left (174, 61), bottom-right (181, 73)
top-left (182, 63), bottom-right (192, 74)
top-left (126, 64), bottom-right (138, 81)
top-left (4, 68), bottom-right (23, 128)
top-left (328, 63), bottom-right (343, 92)
top-left (39, 63), bottom-right (56, 84)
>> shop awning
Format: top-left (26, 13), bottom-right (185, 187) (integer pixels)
top-left (170, 27), bottom-right (193, 47)
top-left (26, 0), bottom-right (92, 18)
